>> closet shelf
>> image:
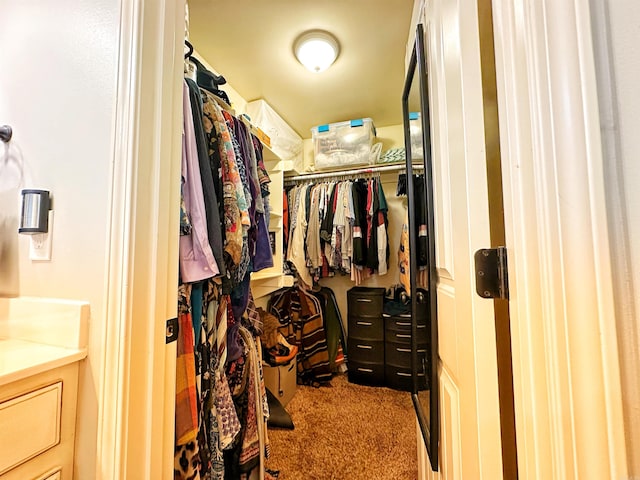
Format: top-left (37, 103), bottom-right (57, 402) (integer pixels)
top-left (250, 272), bottom-right (294, 300)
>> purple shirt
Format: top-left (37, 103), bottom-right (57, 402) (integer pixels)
top-left (180, 81), bottom-right (219, 282)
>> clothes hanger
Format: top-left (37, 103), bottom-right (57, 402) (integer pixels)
top-left (184, 40), bottom-right (194, 59)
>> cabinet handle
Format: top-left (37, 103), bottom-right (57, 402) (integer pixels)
top-left (357, 298), bottom-right (373, 303)
top-left (357, 344), bottom-right (373, 349)
top-left (397, 334), bottom-right (411, 339)
top-left (397, 322), bottom-right (411, 326)
top-left (397, 348), bottom-right (411, 353)
top-left (357, 367), bottom-right (374, 373)
top-left (397, 372), bottom-right (411, 377)
top-left (356, 321), bottom-right (373, 326)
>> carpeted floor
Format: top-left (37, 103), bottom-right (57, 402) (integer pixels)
top-left (266, 374), bottom-right (418, 480)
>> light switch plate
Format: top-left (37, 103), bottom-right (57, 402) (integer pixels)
top-left (29, 211), bottom-right (54, 261)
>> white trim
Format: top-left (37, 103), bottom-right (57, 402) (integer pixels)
top-left (97, 0), bottom-right (183, 478)
top-left (492, 0), bottom-right (628, 478)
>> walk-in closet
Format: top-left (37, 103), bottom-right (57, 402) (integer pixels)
top-left (176, 1), bottom-right (426, 478)
top-left (4, 0), bottom-right (633, 479)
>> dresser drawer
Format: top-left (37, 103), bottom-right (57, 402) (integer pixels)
top-left (0, 383), bottom-right (62, 475)
top-left (385, 321), bottom-right (429, 344)
top-left (347, 339), bottom-right (384, 364)
top-left (384, 328), bottom-right (413, 345)
top-left (348, 360), bottom-right (385, 386)
top-left (385, 365), bottom-right (429, 391)
top-left (347, 287), bottom-right (385, 317)
top-left (385, 341), bottom-right (429, 369)
top-left (348, 315), bottom-right (384, 341)
top-left (384, 312), bottom-right (429, 330)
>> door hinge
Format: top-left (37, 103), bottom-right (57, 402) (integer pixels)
top-left (474, 246), bottom-right (509, 300)
top-left (166, 317), bottom-right (178, 344)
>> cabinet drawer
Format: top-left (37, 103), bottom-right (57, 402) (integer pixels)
top-left (347, 287), bottom-right (385, 317)
top-left (347, 339), bottom-right (384, 364)
top-left (0, 383), bottom-right (62, 475)
top-left (348, 360), bottom-right (385, 386)
top-left (35, 469), bottom-right (62, 480)
top-left (348, 316), bottom-right (384, 341)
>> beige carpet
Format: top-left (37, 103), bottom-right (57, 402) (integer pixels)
top-left (266, 374), bottom-right (418, 480)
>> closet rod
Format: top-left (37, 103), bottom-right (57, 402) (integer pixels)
top-left (285, 163), bottom-right (424, 182)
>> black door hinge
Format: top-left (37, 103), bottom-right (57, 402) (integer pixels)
top-left (474, 246), bottom-right (509, 300)
top-left (166, 317), bottom-right (178, 344)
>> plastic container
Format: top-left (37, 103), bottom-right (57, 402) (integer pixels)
top-left (244, 99), bottom-right (304, 171)
top-left (311, 118), bottom-right (376, 170)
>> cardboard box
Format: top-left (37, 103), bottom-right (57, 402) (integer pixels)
top-left (262, 358), bottom-right (297, 407)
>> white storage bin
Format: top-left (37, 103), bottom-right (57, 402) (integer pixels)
top-left (311, 118), bottom-right (376, 170)
top-left (244, 99), bottom-right (304, 171)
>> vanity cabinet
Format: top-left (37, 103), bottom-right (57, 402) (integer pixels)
top-left (0, 362), bottom-right (79, 480)
top-left (0, 297), bottom-right (88, 480)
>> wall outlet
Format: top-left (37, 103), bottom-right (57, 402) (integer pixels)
top-left (30, 210), bottom-right (54, 261)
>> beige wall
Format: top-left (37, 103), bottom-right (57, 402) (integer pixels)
top-left (592, 0), bottom-right (640, 474)
top-left (0, 2), bottom-right (120, 478)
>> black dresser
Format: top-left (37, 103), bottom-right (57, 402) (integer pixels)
top-left (346, 287), bottom-right (386, 386)
top-left (347, 286), bottom-right (430, 391)
top-left (383, 299), bottom-right (430, 391)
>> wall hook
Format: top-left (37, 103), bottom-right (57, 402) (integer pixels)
top-left (0, 125), bottom-right (12, 143)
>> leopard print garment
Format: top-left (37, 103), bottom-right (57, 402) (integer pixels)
top-left (174, 440), bottom-right (201, 480)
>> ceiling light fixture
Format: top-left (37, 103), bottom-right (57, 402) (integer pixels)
top-left (294, 30), bottom-right (340, 73)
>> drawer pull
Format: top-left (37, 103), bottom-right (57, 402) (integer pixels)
top-left (397, 372), bottom-right (411, 377)
top-left (397, 334), bottom-right (411, 339)
top-left (397, 322), bottom-right (411, 327)
top-left (356, 321), bottom-right (373, 326)
top-left (397, 348), bottom-right (411, 353)
top-left (356, 298), bottom-right (373, 303)
top-left (357, 367), bottom-right (374, 373)
top-left (357, 344), bottom-right (373, 350)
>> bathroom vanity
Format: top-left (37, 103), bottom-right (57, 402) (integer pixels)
top-left (0, 298), bottom-right (88, 480)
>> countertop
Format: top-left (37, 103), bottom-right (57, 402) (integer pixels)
top-left (0, 338), bottom-right (87, 387)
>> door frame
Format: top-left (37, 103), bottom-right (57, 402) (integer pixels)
top-left (96, 0), bottom-right (184, 478)
top-left (491, 0), bottom-right (627, 478)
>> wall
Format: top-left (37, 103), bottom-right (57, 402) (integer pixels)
top-left (0, 2), bottom-right (120, 478)
top-left (591, 0), bottom-right (640, 474)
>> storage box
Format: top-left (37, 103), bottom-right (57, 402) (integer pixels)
top-left (311, 118), bottom-right (376, 170)
top-left (244, 99), bottom-right (304, 171)
top-left (262, 358), bottom-right (297, 407)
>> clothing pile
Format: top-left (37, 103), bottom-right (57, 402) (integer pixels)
top-left (284, 177), bottom-right (390, 288)
top-left (176, 73), bottom-right (276, 480)
top-left (268, 286), bottom-right (347, 386)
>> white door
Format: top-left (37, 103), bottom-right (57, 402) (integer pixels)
top-left (491, 0), bottom-right (628, 478)
top-left (417, 0), bottom-right (504, 478)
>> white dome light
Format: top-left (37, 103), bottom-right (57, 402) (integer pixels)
top-left (294, 31), bottom-right (340, 73)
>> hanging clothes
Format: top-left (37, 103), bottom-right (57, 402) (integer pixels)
top-left (269, 287), bottom-right (333, 385)
top-left (180, 81), bottom-right (219, 283)
top-left (176, 58), bottom-right (277, 479)
top-left (283, 177), bottom-right (390, 287)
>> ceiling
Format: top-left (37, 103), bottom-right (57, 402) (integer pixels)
top-left (189, 0), bottom-right (414, 139)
